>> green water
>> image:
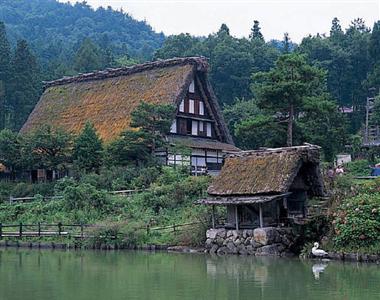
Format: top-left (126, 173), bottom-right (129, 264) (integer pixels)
top-left (0, 249), bottom-right (379, 300)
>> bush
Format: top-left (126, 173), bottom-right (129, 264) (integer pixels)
top-left (344, 159), bottom-right (371, 176)
top-left (11, 182), bottom-right (55, 198)
top-left (333, 192), bottom-right (380, 249)
top-left (62, 182), bottom-right (109, 210)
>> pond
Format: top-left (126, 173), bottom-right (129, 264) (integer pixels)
top-left (0, 249), bottom-right (379, 300)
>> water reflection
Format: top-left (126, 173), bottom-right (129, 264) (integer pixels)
top-left (0, 249), bottom-right (379, 300)
top-left (312, 263), bottom-right (328, 280)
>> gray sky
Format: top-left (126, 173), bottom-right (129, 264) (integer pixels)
top-left (61, 0), bottom-right (380, 42)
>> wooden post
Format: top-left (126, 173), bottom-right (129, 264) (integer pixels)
top-left (235, 206), bottom-right (239, 230)
top-left (58, 222), bottom-right (62, 236)
top-left (38, 222), bottom-right (41, 237)
top-left (211, 205), bottom-right (215, 229)
top-left (173, 224), bottom-right (176, 233)
top-left (259, 204), bottom-right (263, 228)
top-left (0, 223), bottom-right (2, 240)
top-left (19, 223), bottom-right (23, 238)
top-left (146, 223), bottom-right (150, 235)
top-left (80, 224), bottom-right (84, 239)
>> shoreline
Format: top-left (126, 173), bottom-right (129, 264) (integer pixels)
top-left (1, 240), bottom-right (379, 264)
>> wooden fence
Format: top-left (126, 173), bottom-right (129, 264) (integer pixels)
top-left (0, 223), bottom-right (95, 239)
top-left (0, 221), bottom-right (203, 239)
top-left (7, 189), bottom-right (148, 204)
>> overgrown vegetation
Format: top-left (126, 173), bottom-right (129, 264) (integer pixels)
top-left (0, 167), bottom-right (212, 248)
top-left (320, 176), bottom-right (380, 254)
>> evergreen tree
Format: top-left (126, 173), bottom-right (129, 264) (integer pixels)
top-left (282, 33), bottom-right (291, 53)
top-left (249, 20), bottom-right (264, 41)
top-left (330, 17), bottom-right (344, 44)
top-left (0, 22), bottom-right (11, 129)
top-left (108, 103), bottom-right (175, 166)
top-left (252, 54), bottom-right (326, 146)
top-left (10, 40), bottom-right (41, 130)
top-left (218, 24), bottom-right (230, 37)
top-left (74, 38), bottom-right (102, 73)
top-left (0, 129), bottom-right (23, 175)
top-left (369, 21), bottom-right (380, 63)
top-left (73, 122), bottom-right (103, 173)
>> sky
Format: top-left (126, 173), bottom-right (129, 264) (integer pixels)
top-left (61, 0), bottom-right (380, 42)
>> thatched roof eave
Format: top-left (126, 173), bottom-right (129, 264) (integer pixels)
top-left (197, 193), bottom-right (292, 205)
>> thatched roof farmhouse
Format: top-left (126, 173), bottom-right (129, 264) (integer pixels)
top-left (199, 144), bottom-right (324, 228)
top-left (21, 57), bottom-right (239, 175)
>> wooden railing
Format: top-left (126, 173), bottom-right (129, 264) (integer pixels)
top-left (0, 223), bottom-right (95, 239)
top-left (7, 189), bottom-right (148, 204)
top-left (0, 221), bottom-right (204, 239)
top-left (8, 196), bottom-right (63, 204)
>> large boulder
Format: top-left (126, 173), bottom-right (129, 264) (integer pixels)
top-left (255, 244), bottom-right (282, 256)
top-left (226, 241), bottom-right (238, 254)
top-left (205, 238), bottom-right (213, 249)
top-left (209, 244), bottom-right (219, 254)
top-left (206, 228), bottom-right (226, 239)
top-left (253, 227), bottom-right (279, 246)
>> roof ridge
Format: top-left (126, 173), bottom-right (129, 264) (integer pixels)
top-left (226, 143), bottom-right (321, 158)
top-left (43, 56), bottom-right (209, 89)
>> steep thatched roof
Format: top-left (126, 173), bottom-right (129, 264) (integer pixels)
top-left (21, 57), bottom-right (233, 144)
top-left (207, 144), bottom-right (324, 197)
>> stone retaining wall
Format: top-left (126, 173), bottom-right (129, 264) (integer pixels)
top-left (205, 227), bottom-right (296, 256)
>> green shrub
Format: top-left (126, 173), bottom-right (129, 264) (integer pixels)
top-left (85, 222), bottom-right (123, 248)
top-left (333, 192), bottom-right (380, 249)
top-left (10, 182), bottom-right (55, 198)
top-left (62, 182), bottom-right (109, 210)
top-left (344, 159), bottom-right (371, 176)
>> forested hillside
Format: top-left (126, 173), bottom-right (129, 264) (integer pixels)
top-left (0, 0), bottom-right (165, 72)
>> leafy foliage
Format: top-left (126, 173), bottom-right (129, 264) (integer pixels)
top-left (22, 125), bottom-right (73, 170)
top-left (333, 192), bottom-right (380, 249)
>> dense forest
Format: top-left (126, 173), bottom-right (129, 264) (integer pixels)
top-left (1, 0), bottom-right (380, 161)
top-left (0, 0), bottom-right (165, 69)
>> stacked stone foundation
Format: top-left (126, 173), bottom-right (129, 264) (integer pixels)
top-left (205, 227), bottom-right (296, 256)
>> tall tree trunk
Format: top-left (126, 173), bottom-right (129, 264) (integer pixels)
top-left (287, 104), bottom-right (294, 147)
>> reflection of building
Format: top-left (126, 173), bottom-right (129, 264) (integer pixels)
top-left (21, 57), bottom-right (239, 176)
top-left (198, 144), bottom-right (325, 228)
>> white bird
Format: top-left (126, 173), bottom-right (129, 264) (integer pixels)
top-left (312, 242), bottom-right (328, 257)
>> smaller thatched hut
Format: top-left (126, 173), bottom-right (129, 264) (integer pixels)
top-left (198, 144), bottom-right (324, 229)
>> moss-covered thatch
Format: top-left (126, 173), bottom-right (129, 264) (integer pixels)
top-left (168, 136), bottom-right (239, 152)
top-left (207, 144), bottom-right (324, 197)
top-left (21, 57), bottom-right (233, 145)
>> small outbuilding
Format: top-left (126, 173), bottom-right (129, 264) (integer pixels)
top-left (198, 144), bottom-right (325, 229)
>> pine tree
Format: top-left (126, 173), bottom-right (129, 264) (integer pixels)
top-left (249, 20), bottom-right (264, 41)
top-left (369, 21), bottom-right (380, 63)
top-left (252, 54), bottom-right (326, 146)
top-left (217, 24), bottom-right (230, 37)
top-left (10, 40), bottom-right (41, 130)
top-left (282, 33), bottom-right (291, 53)
top-left (330, 17), bottom-right (344, 45)
top-left (74, 38), bottom-right (102, 73)
top-left (0, 22), bottom-right (11, 129)
top-left (73, 122), bottom-right (103, 173)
